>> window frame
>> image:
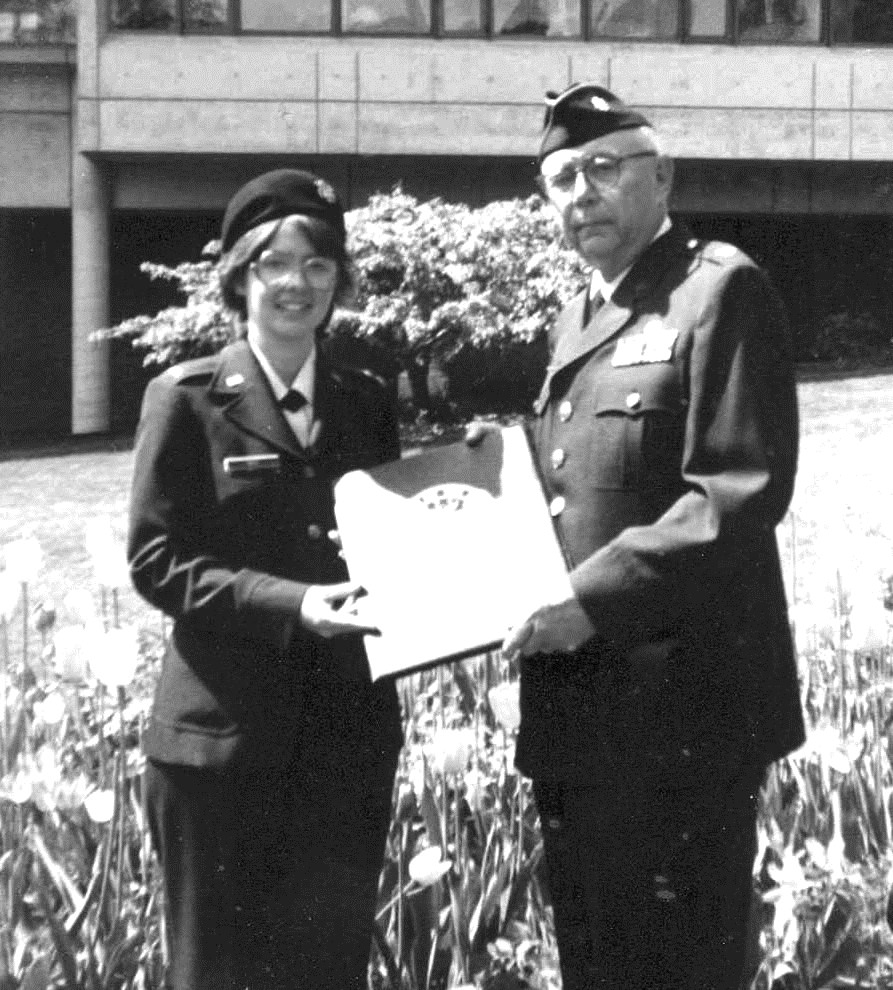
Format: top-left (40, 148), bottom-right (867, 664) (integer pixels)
top-left (104, 0), bottom-right (893, 44)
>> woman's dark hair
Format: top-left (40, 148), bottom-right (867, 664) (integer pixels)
top-left (218, 215), bottom-right (355, 322)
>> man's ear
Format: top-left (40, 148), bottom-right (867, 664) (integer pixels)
top-left (655, 156), bottom-right (674, 203)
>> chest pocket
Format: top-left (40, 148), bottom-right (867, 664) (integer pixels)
top-left (589, 369), bottom-right (685, 493)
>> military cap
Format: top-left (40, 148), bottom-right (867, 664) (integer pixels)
top-left (221, 168), bottom-right (346, 253)
top-left (538, 83), bottom-right (652, 164)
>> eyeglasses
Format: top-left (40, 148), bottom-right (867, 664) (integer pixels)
top-left (252, 250), bottom-right (339, 289)
top-left (538, 151), bottom-right (658, 195)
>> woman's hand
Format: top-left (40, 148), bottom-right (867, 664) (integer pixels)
top-left (299, 581), bottom-right (380, 639)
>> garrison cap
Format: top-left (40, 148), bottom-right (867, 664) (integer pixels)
top-left (538, 83), bottom-right (652, 165)
top-left (221, 168), bottom-right (346, 253)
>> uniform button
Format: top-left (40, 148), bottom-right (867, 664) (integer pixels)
top-left (625, 391), bottom-right (641, 410)
top-left (303, 465), bottom-right (317, 480)
top-left (558, 400), bottom-right (573, 422)
top-left (549, 496), bottom-right (566, 517)
top-left (306, 524), bottom-right (323, 540)
top-left (551, 448), bottom-right (566, 470)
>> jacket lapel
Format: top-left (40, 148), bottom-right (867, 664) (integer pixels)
top-left (209, 340), bottom-right (306, 458)
top-left (538, 225), bottom-right (692, 407)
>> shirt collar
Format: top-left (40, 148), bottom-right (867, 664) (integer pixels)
top-left (590, 216), bottom-right (673, 302)
top-left (247, 333), bottom-right (316, 407)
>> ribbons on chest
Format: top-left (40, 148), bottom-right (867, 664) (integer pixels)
top-left (611, 318), bottom-right (679, 368)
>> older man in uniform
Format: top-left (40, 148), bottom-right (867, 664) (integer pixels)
top-left (498, 84), bottom-right (805, 989)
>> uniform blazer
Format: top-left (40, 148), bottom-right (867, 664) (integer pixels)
top-left (517, 223), bottom-right (805, 785)
top-left (128, 338), bottom-right (403, 772)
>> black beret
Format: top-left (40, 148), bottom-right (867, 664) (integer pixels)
top-left (221, 168), bottom-right (346, 253)
top-left (538, 83), bottom-right (651, 165)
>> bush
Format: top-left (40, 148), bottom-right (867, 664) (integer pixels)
top-left (101, 190), bottom-right (588, 421)
top-left (805, 311), bottom-right (893, 366)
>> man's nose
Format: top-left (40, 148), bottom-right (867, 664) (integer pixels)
top-left (572, 169), bottom-right (600, 201)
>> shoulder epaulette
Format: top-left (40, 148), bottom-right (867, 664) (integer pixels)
top-left (162, 354), bottom-right (219, 385)
top-left (698, 240), bottom-right (747, 266)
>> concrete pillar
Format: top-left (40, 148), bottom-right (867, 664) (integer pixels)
top-left (71, 154), bottom-right (110, 434)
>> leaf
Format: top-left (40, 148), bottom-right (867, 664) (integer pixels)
top-left (33, 873), bottom-right (78, 990)
top-left (18, 956), bottom-right (51, 990)
top-left (419, 775), bottom-right (444, 850)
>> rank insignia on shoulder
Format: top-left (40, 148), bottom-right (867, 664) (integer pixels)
top-left (612, 320), bottom-right (679, 367)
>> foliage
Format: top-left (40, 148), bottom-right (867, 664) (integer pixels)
top-left (0, 0), bottom-right (75, 42)
top-left (101, 190), bottom-right (588, 421)
top-left (3, 511), bottom-right (893, 989)
top-left (804, 312), bottom-right (893, 367)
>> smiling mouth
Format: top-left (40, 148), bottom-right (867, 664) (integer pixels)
top-left (276, 299), bottom-right (313, 312)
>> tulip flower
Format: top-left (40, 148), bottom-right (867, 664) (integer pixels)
top-left (85, 518), bottom-right (130, 589)
top-left (428, 727), bottom-right (474, 777)
top-left (846, 600), bottom-right (890, 652)
top-left (89, 625), bottom-right (140, 689)
top-left (34, 692), bottom-right (66, 726)
top-left (3, 536), bottom-right (43, 586)
top-left (84, 787), bottom-right (115, 823)
top-left (1, 768), bottom-right (33, 805)
top-left (408, 846), bottom-right (451, 887)
top-left (53, 625), bottom-right (91, 683)
top-left (62, 588), bottom-right (97, 625)
top-left (0, 571), bottom-right (19, 624)
top-left (487, 681), bottom-right (521, 733)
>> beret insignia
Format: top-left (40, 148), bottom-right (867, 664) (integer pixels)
top-left (315, 179), bottom-right (337, 204)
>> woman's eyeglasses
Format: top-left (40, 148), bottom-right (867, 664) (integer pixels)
top-left (538, 151), bottom-right (657, 195)
top-left (252, 250), bottom-right (339, 289)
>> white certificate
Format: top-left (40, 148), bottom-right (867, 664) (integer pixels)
top-left (333, 424), bottom-right (573, 680)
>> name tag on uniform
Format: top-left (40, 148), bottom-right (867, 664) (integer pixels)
top-left (612, 320), bottom-right (679, 367)
top-left (222, 453), bottom-right (282, 477)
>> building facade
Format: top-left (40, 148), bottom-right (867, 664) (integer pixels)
top-left (2, 0), bottom-right (893, 439)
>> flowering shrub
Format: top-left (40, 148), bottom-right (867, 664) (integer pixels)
top-left (101, 190), bottom-right (588, 421)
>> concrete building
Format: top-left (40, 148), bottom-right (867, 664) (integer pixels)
top-left (2, 0), bottom-right (893, 440)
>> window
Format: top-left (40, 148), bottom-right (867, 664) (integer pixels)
top-left (590, 0), bottom-right (677, 38)
top-left (344, 0), bottom-right (430, 32)
top-left (105, 0), bottom-right (893, 41)
top-left (242, 0), bottom-right (329, 31)
top-left (736, 0), bottom-right (821, 41)
top-left (831, 0), bottom-right (893, 42)
top-left (689, 0), bottom-right (726, 36)
top-left (494, 0), bottom-right (580, 36)
top-left (0, 0), bottom-right (76, 40)
top-left (443, 0), bottom-right (483, 32)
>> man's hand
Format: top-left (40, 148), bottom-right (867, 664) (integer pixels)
top-left (464, 420), bottom-right (501, 447)
top-left (300, 581), bottom-right (380, 639)
top-left (503, 595), bottom-right (595, 662)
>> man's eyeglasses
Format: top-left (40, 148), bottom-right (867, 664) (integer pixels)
top-left (538, 151), bottom-right (658, 195)
top-left (252, 250), bottom-right (339, 289)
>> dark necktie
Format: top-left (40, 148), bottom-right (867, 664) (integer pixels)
top-left (589, 290), bottom-right (604, 317)
top-left (279, 389), bottom-right (307, 413)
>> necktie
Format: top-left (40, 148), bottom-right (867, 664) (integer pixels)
top-left (280, 389), bottom-right (307, 413)
top-left (589, 290), bottom-right (604, 318)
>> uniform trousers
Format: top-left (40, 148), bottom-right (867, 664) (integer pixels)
top-left (533, 765), bottom-right (763, 990)
top-left (145, 741), bottom-right (398, 990)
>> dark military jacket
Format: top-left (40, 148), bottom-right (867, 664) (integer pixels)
top-left (128, 338), bottom-right (403, 772)
top-left (517, 223), bottom-right (805, 786)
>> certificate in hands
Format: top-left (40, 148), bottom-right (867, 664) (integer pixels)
top-left (333, 424), bottom-right (573, 680)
